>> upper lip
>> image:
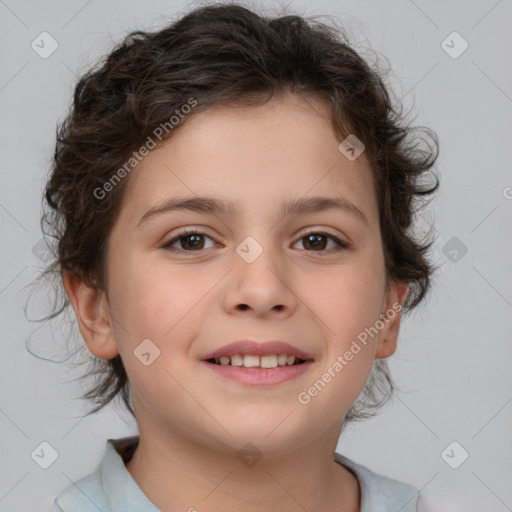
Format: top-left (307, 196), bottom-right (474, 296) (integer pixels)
top-left (202, 340), bottom-right (314, 361)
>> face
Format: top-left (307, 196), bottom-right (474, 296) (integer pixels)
top-left (66, 92), bottom-right (407, 456)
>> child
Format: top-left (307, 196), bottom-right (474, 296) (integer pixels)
top-left (39, 3), bottom-right (439, 511)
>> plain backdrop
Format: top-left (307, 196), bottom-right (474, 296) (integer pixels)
top-left (1, 1), bottom-right (511, 511)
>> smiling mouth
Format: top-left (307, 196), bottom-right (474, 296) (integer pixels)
top-left (205, 354), bottom-right (307, 368)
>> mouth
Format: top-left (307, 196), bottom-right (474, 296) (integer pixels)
top-left (200, 340), bottom-right (314, 386)
top-left (201, 339), bottom-right (314, 363)
top-left (205, 354), bottom-right (308, 368)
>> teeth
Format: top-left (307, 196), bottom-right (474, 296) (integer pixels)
top-left (230, 354), bottom-right (243, 367)
top-left (260, 355), bottom-right (278, 369)
top-left (213, 353), bottom-right (301, 368)
top-left (243, 355), bottom-right (260, 368)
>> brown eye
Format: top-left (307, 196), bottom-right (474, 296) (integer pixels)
top-left (302, 233), bottom-right (328, 251)
top-left (162, 230), bottom-right (216, 251)
top-left (293, 231), bottom-right (350, 252)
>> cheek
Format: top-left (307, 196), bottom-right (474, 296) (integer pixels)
top-left (300, 259), bottom-right (384, 408)
top-left (107, 260), bottom-right (210, 407)
top-left (107, 257), bottom-right (224, 393)
top-left (311, 257), bottom-right (385, 337)
top-left (110, 255), bottom-right (210, 341)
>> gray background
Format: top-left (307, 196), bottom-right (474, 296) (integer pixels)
top-left (1, 0), bottom-right (511, 510)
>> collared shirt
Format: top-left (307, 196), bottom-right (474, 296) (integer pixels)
top-left (54, 436), bottom-right (419, 511)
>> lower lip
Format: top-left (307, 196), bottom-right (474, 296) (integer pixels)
top-left (201, 361), bottom-right (313, 386)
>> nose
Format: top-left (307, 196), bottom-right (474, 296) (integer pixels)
top-left (222, 239), bottom-right (298, 318)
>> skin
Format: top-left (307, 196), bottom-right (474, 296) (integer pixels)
top-left (64, 91), bottom-right (408, 512)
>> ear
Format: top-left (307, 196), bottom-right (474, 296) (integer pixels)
top-left (63, 271), bottom-right (119, 359)
top-left (375, 281), bottom-right (409, 359)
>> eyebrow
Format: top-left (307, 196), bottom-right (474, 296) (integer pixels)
top-left (136, 195), bottom-right (370, 228)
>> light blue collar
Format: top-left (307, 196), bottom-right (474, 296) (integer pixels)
top-left (56, 436), bottom-right (418, 512)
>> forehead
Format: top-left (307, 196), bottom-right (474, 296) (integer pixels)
top-left (118, 92), bottom-right (379, 230)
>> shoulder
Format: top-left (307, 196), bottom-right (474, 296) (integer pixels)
top-left (54, 468), bottom-right (110, 511)
top-left (335, 453), bottom-right (419, 512)
top-left (54, 436), bottom-right (157, 512)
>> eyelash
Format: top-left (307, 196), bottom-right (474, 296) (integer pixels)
top-left (161, 228), bottom-right (351, 254)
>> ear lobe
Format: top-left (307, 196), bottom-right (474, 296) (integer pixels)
top-left (63, 271), bottom-right (119, 359)
top-left (374, 281), bottom-right (409, 359)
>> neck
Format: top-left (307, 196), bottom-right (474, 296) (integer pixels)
top-left (125, 417), bottom-right (360, 512)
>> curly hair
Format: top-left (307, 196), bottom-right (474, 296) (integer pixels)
top-left (27, 2), bottom-right (440, 422)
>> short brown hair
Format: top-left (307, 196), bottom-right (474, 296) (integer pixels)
top-left (28, 2), bottom-right (439, 422)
